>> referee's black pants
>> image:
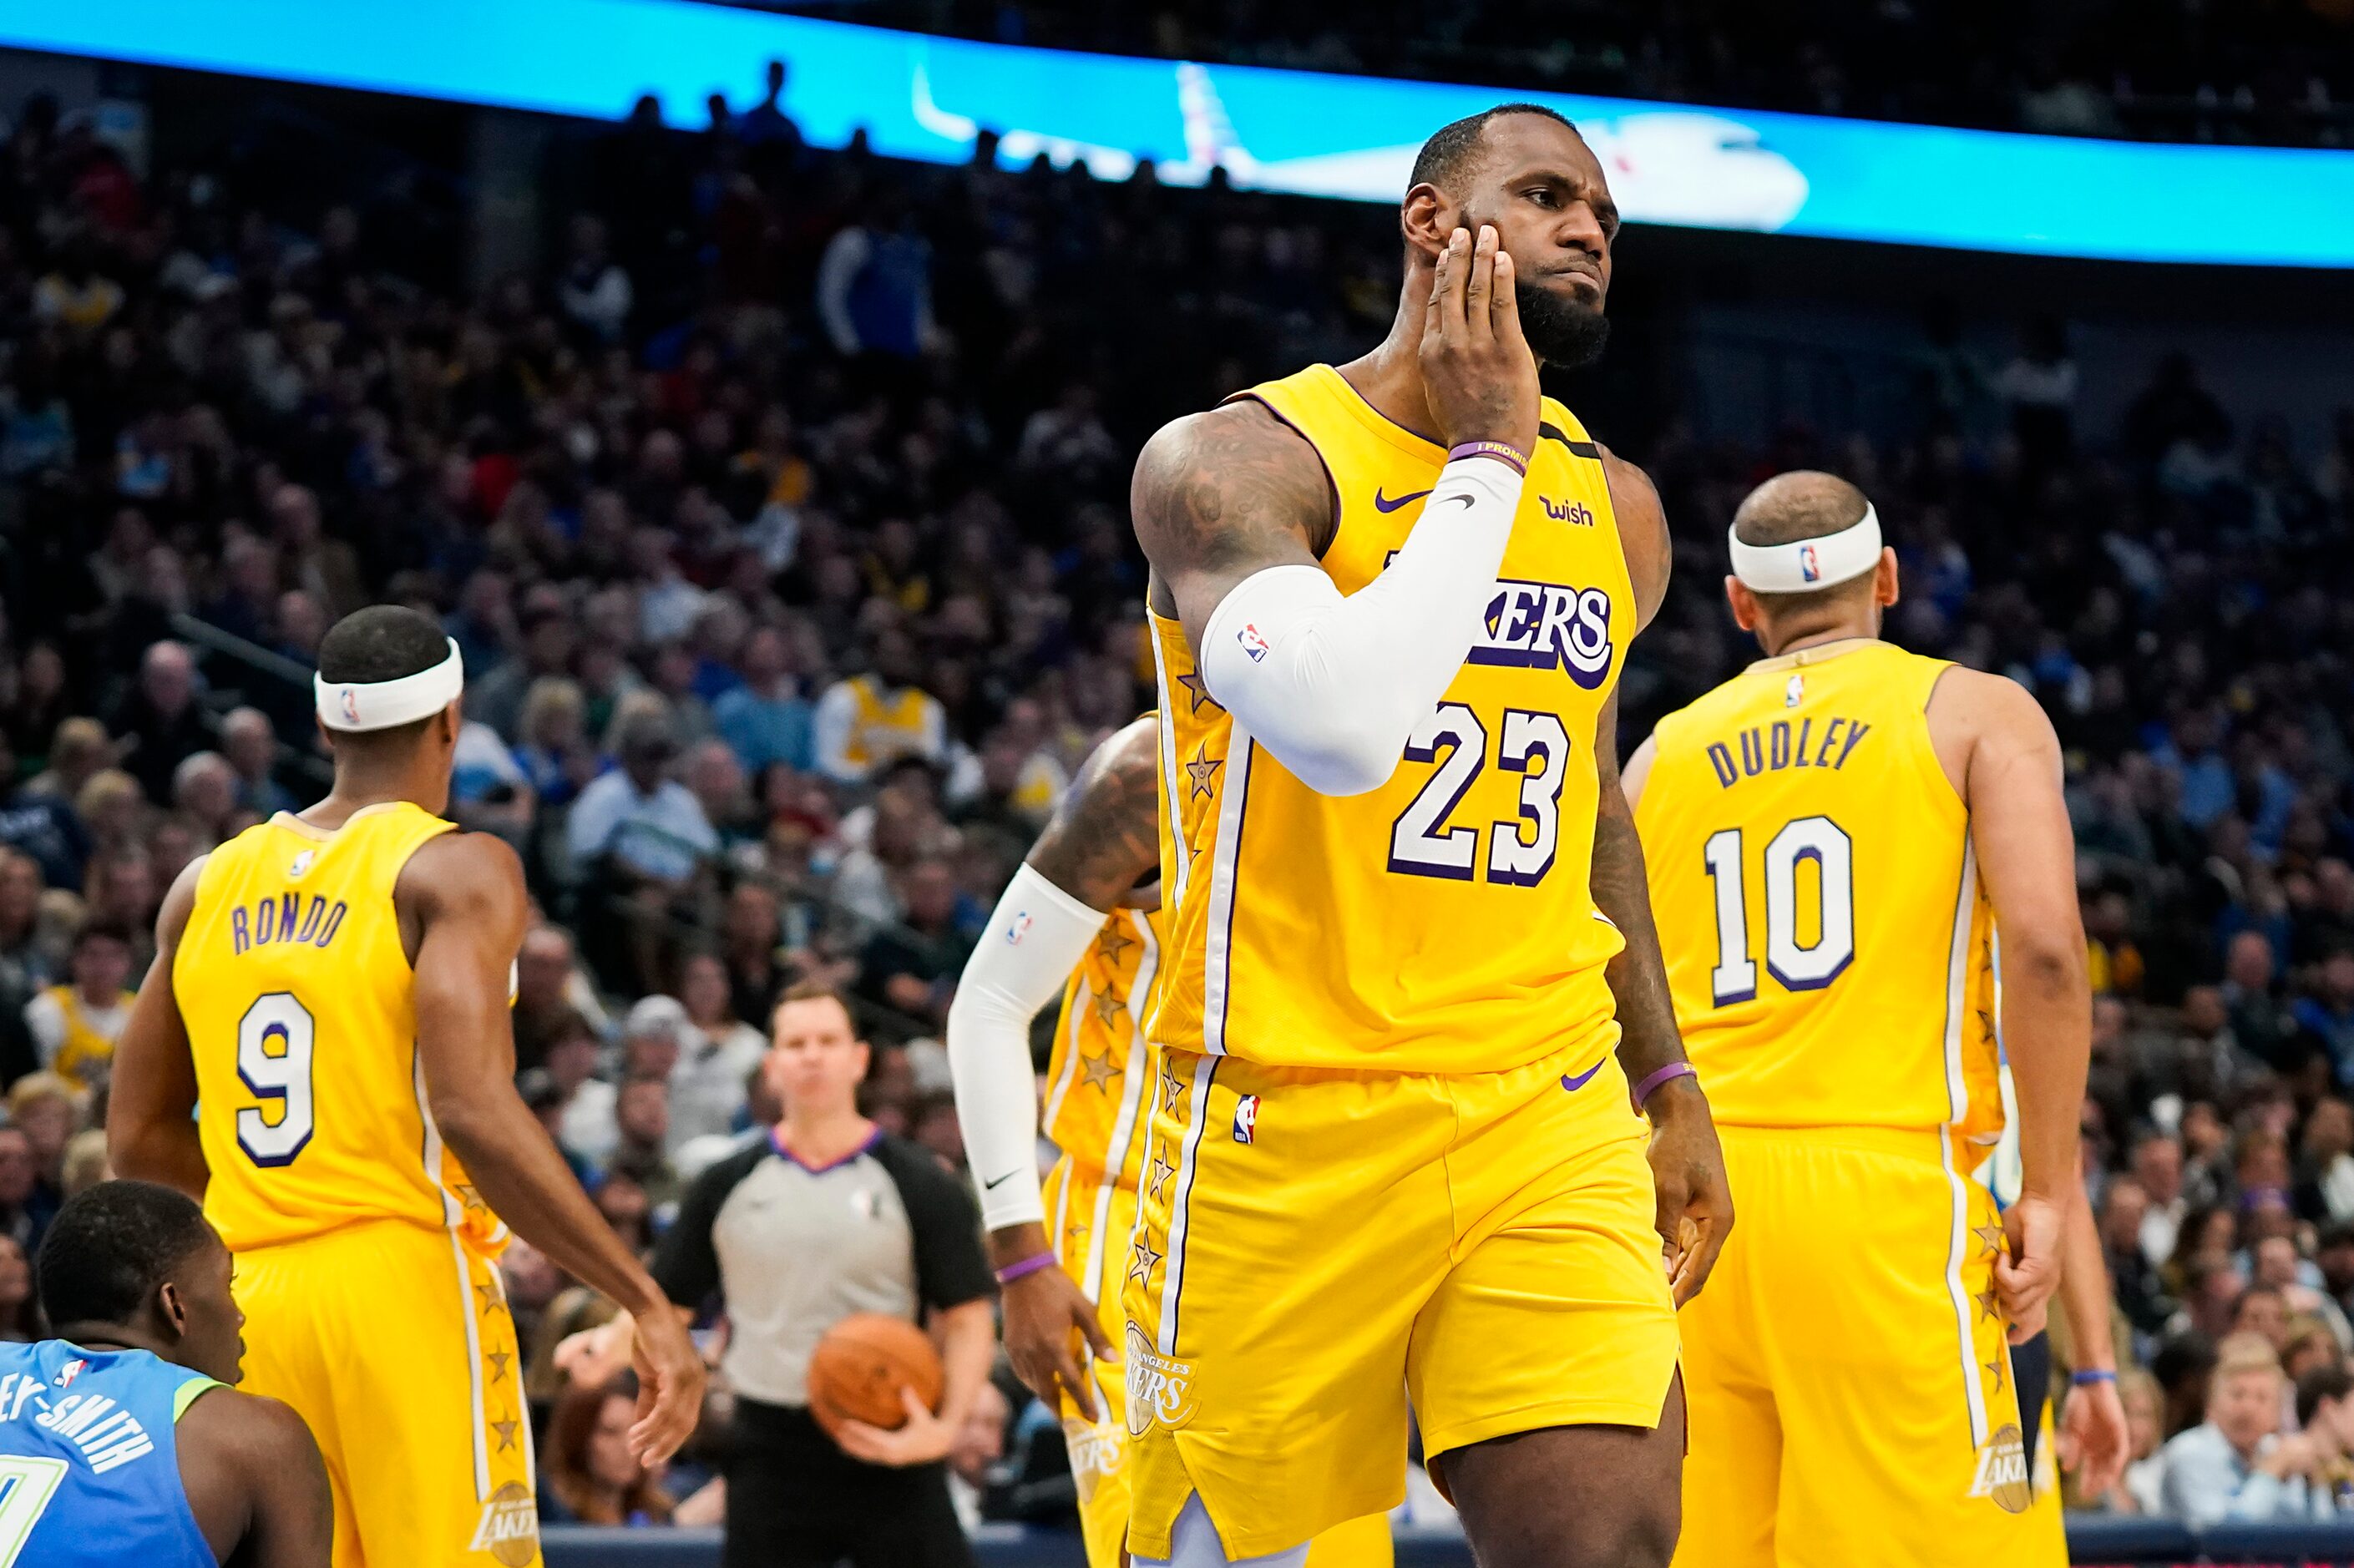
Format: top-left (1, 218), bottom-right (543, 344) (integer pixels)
top-left (723, 1397), bottom-right (975, 1568)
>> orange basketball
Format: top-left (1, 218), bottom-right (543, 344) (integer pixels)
top-left (806, 1313), bottom-right (944, 1442)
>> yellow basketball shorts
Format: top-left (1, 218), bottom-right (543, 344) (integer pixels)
top-left (1673, 1126), bottom-right (2067, 1568)
top-left (234, 1217), bottom-right (540, 1568)
top-left (1044, 1156), bottom-right (1396, 1568)
top-left (1121, 1043), bottom-right (1677, 1560)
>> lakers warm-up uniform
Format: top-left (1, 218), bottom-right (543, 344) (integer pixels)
top-left (1042, 898), bottom-right (1390, 1568)
top-left (178, 802), bottom-right (538, 1567)
top-left (1635, 640), bottom-right (2063, 1566)
top-left (1126, 366), bottom-right (1676, 1559)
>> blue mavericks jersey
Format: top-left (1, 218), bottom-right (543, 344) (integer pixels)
top-left (0, 1340), bottom-right (219, 1567)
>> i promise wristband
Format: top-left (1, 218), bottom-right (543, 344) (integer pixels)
top-left (2071, 1369), bottom-right (2119, 1386)
top-left (1633, 1061), bottom-right (1699, 1110)
top-left (1447, 440), bottom-right (1528, 476)
top-left (995, 1254), bottom-right (1058, 1286)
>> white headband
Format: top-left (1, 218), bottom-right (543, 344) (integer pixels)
top-left (1727, 504), bottom-right (1884, 594)
top-left (315, 638), bottom-right (464, 732)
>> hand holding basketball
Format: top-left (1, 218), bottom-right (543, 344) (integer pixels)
top-left (809, 1313), bottom-right (951, 1467)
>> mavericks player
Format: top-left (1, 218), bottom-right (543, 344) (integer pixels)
top-left (1623, 472), bottom-right (2088, 1565)
top-left (110, 606), bottom-right (704, 1566)
top-left (1124, 104), bottom-right (1730, 1567)
top-left (3, 1180), bottom-right (330, 1566)
top-left (947, 717), bottom-right (1391, 1567)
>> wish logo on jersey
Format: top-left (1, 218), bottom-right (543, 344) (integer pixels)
top-left (1467, 579), bottom-right (1615, 686)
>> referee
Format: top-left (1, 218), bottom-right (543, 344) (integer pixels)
top-left (654, 981), bottom-right (997, 1568)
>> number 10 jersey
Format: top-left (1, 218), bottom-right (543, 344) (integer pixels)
top-left (1147, 363), bottom-right (1632, 1077)
top-left (178, 802), bottom-right (507, 1255)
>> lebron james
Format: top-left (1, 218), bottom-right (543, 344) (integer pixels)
top-left (1120, 104), bottom-right (1730, 1568)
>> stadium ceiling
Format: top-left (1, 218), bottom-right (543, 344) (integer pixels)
top-left (9, 0), bottom-right (2354, 267)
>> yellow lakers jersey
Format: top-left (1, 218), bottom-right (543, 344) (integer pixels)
top-left (1633, 640), bottom-right (2002, 1150)
top-left (1043, 905), bottom-right (1163, 1191)
top-left (1150, 364), bottom-right (1630, 1075)
top-left (840, 675), bottom-right (936, 772)
top-left (177, 802), bottom-right (505, 1254)
top-left (41, 984), bottom-right (130, 1090)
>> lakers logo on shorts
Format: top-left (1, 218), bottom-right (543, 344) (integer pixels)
top-left (1967, 1423), bottom-right (2033, 1514)
top-left (1064, 1414), bottom-right (1123, 1502)
top-left (469, 1479), bottom-right (541, 1565)
top-left (1123, 1322), bottom-right (1198, 1437)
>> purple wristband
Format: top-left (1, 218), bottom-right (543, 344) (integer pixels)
top-left (994, 1253), bottom-right (1058, 1286)
top-left (1446, 440), bottom-right (1528, 476)
top-left (1631, 1061), bottom-right (1698, 1110)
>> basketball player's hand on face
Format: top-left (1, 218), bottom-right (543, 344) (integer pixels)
top-left (1001, 1262), bottom-right (1119, 1421)
top-left (838, 1386), bottom-right (958, 1467)
top-left (1419, 225), bottom-right (1541, 459)
top-left (1995, 1191), bottom-right (2063, 1343)
top-left (627, 1307), bottom-right (709, 1467)
top-left (2058, 1374), bottom-right (2130, 1498)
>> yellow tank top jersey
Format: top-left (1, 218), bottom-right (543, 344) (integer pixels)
top-left (842, 675), bottom-right (934, 772)
top-left (1633, 640), bottom-right (2002, 1149)
top-left (1149, 364), bottom-right (1631, 1075)
top-left (1041, 904), bottom-right (1164, 1192)
top-left (41, 984), bottom-right (130, 1090)
top-left (177, 802), bottom-right (505, 1255)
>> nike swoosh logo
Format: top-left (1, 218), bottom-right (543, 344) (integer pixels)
top-left (1373, 487), bottom-right (1432, 513)
top-left (1442, 493), bottom-right (1475, 509)
top-left (1560, 1061), bottom-right (1607, 1093)
top-left (984, 1169), bottom-right (1025, 1190)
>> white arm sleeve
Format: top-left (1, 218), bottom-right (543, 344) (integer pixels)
top-left (1198, 453), bottom-right (1525, 796)
top-left (946, 862), bottom-right (1110, 1231)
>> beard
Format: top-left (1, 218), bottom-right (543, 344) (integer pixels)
top-left (1516, 279), bottom-right (1611, 370)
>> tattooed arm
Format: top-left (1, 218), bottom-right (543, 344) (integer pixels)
top-left (1133, 399), bottom-right (1336, 640)
top-left (1594, 451), bottom-right (1733, 1305)
top-left (947, 717), bottom-right (1163, 1419)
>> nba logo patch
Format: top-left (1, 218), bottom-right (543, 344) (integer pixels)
top-left (1798, 544), bottom-right (1822, 583)
top-left (55, 1358), bottom-right (85, 1388)
top-left (1784, 674), bottom-right (1804, 709)
top-left (339, 687), bottom-right (362, 724)
top-left (1004, 910), bottom-right (1034, 946)
top-left (1232, 1094), bottom-right (1260, 1144)
top-left (1237, 623), bottom-right (1269, 663)
top-left (287, 850), bottom-right (316, 880)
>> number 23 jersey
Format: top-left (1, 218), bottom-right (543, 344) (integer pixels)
top-left (1632, 640), bottom-right (2002, 1146)
top-left (176, 802), bottom-right (505, 1254)
top-left (1148, 364), bottom-right (1632, 1076)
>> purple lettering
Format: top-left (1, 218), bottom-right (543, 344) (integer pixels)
top-left (230, 908), bottom-right (250, 955)
top-left (1706, 743), bottom-right (1739, 788)
top-left (1769, 721), bottom-right (1792, 770)
top-left (1835, 721), bottom-right (1872, 769)
top-left (1739, 729), bottom-right (1764, 777)
top-left (1813, 717), bottom-right (1845, 768)
top-left (1793, 718), bottom-right (1815, 766)
top-left (313, 902), bottom-right (347, 948)
top-left (253, 898), bottom-right (276, 945)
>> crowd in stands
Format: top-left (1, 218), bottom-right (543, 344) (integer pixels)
top-left (2, 58), bottom-right (2354, 1526)
top-left (859, 0), bottom-right (2354, 148)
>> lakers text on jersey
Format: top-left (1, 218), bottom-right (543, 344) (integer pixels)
top-left (1123, 366), bottom-right (1674, 1560)
top-left (177, 802), bottom-right (539, 1568)
top-left (1634, 640), bottom-right (2062, 1567)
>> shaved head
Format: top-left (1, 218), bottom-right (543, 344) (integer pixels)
top-left (1732, 471), bottom-right (1872, 548)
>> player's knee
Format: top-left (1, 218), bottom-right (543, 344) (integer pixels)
top-left (1483, 1500), bottom-right (1678, 1568)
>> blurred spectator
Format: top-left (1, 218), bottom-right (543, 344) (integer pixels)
top-left (815, 188), bottom-right (937, 360)
top-left (170, 751), bottom-right (239, 845)
top-left (2135, 1130), bottom-right (2189, 1268)
top-left (0, 1235), bottom-right (34, 1341)
top-left (25, 921), bottom-right (134, 1090)
top-left (671, 952), bottom-right (767, 1148)
top-left (514, 679), bottom-right (600, 812)
top-left (2297, 951), bottom-right (2354, 1085)
top-left (10, 1074), bottom-right (81, 1197)
top-left (58, 1126), bottom-right (109, 1196)
top-left (815, 630), bottom-right (944, 785)
top-left (218, 707), bottom-right (295, 818)
top-left (0, 1127), bottom-right (52, 1252)
top-left (855, 858), bottom-right (969, 1031)
top-left (108, 641), bottom-right (210, 805)
top-left (721, 881), bottom-right (789, 1029)
top-left (568, 711), bottom-right (717, 888)
top-left (607, 1076), bottom-right (680, 1211)
top-left (22, 719), bottom-right (114, 808)
top-left (514, 924), bottom-right (600, 1075)
top-left (556, 217), bottom-right (634, 346)
top-left (471, 608), bottom-right (580, 742)
top-left (712, 626), bottom-right (814, 776)
top-left (2159, 1333), bottom-right (2307, 1522)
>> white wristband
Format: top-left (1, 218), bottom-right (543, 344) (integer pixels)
top-left (946, 862), bottom-right (1110, 1230)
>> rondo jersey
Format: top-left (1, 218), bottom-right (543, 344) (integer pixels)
top-left (1633, 640), bottom-right (2002, 1150)
top-left (1149, 365), bottom-right (1632, 1075)
top-left (177, 802), bottom-right (507, 1255)
top-left (0, 1340), bottom-right (221, 1568)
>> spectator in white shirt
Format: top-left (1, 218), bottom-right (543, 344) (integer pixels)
top-left (813, 630), bottom-right (944, 786)
top-left (556, 215), bottom-right (633, 344)
top-left (670, 953), bottom-right (769, 1149)
top-left (2160, 1333), bottom-right (2335, 1522)
top-left (566, 712), bottom-right (718, 888)
top-left (564, 995), bottom-right (691, 1166)
top-left (2134, 1129), bottom-right (2189, 1268)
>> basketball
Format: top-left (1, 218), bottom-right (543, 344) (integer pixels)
top-left (806, 1313), bottom-right (945, 1441)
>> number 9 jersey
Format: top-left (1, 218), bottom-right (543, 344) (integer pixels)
top-left (176, 802), bottom-right (506, 1257)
